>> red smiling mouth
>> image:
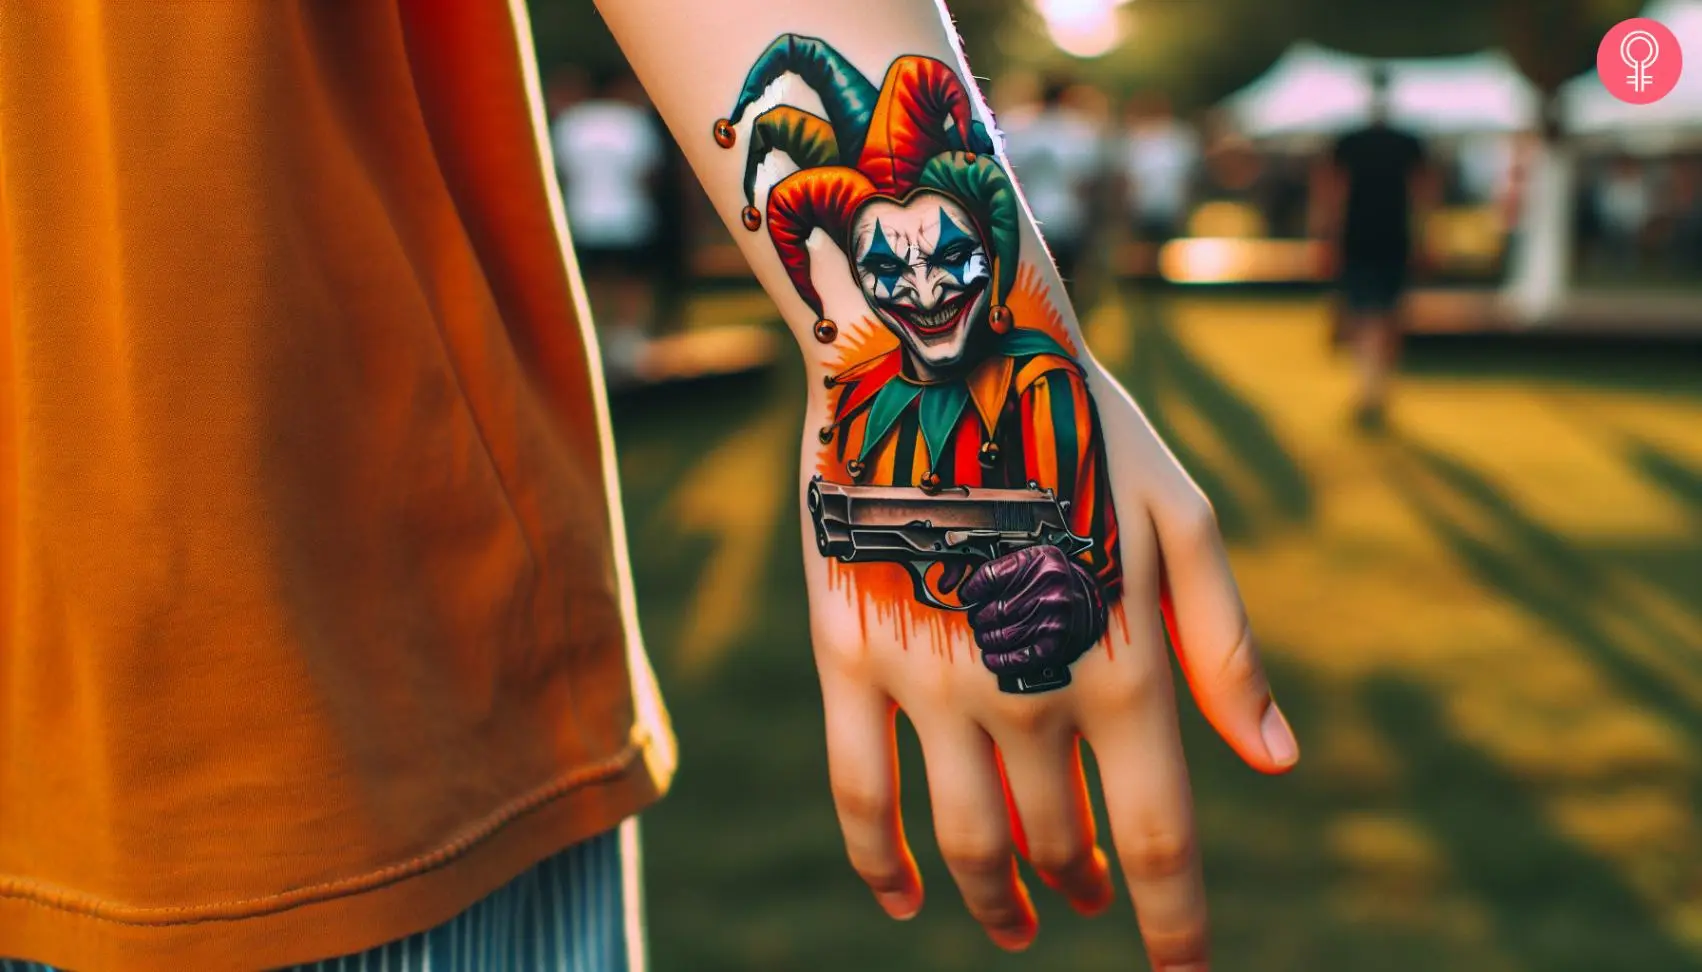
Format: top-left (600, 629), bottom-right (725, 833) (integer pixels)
top-left (880, 281), bottom-right (985, 337)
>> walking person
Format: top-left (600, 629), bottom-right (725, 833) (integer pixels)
top-left (553, 69), bottom-right (668, 387)
top-left (1312, 64), bottom-right (1437, 430)
top-left (1121, 93), bottom-right (1200, 245)
top-left (998, 75), bottom-right (1105, 299)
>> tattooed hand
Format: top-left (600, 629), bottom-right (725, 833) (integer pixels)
top-left (960, 546), bottom-right (1107, 677)
top-left (599, 12), bottom-right (1305, 969)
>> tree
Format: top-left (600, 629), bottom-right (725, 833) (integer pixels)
top-left (1490, 0), bottom-right (1639, 321)
top-left (1498, 0), bottom-right (1640, 101)
top-left (523, 0), bottom-right (1029, 90)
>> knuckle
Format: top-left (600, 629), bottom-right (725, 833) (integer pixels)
top-left (829, 779), bottom-right (892, 826)
top-left (849, 856), bottom-right (910, 894)
top-left (1217, 621), bottom-right (1270, 697)
top-left (1123, 828), bottom-right (1197, 882)
top-left (910, 662), bottom-right (956, 706)
top-left (1097, 646), bottom-right (1168, 709)
top-left (1027, 839), bottom-right (1095, 878)
top-left (939, 836), bottom-right (1011, 881)
top-left (1168, 490), bottom-right (1220, 547)
top-left (993, 698), bottom-right (1045, 734)
top-left (1142, 919), bottom-right (1212, 966)
top-left (814, 634), bottom-right (872, 679)
top-left (971, 900), bottom-right (1030, 933)
top-left (989, 691), bottom-right (1062, 734)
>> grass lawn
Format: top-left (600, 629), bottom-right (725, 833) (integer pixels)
top-left (609, 288), bottom-right (1702, 972)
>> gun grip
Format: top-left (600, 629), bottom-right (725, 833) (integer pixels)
top-left (997, 666), bottom-right (1073, 695)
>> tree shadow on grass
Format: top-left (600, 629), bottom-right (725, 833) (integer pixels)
top-left (1625, 437), bottom-right (1702, 523)
top-left (1607, 438), bottom-right (1702, 630)
top-left (1402, 335), bottom-right (1702, 399)
top-left (1121, 288), bottom-right (1314, 543)
top-left (1362, 674), bottom-right (1702, 971)
top-left (1386, 435), bottom-right (1702, 736)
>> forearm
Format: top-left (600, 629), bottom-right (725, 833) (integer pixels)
top-left (595, 0), bottom-right (1093, 375)
top-left (1308, 161), bottom-right (1342, 238)
top-left (1412, 166), bottom-right (1443, 223)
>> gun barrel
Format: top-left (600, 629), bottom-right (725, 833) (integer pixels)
top-left (807, 478), bottom-right (858, 559)
top-left (806, 479), bottom-right (1089, 564)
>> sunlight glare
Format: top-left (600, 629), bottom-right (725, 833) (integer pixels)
top-left (1036, 0), bottom-right (1122, 59)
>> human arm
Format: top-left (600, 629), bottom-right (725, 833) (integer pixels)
top-left (1408, 139), bottom-right (1444, 272)
top-left (1308, 140), bottom-right (1347, 241)
top-left (595, 1), bottom-right (1299, 966)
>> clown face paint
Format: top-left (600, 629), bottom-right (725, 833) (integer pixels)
top-left (848, 192), bottom-right (990, 375)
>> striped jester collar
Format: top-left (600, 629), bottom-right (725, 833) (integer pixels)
top-left (844, 328), bottom-right (1072, 470)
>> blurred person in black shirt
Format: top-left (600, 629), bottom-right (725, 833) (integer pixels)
top-left (1313, 64), bottom-right (1435, 431)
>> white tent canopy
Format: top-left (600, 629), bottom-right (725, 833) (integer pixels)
top-left (1561, 0), bottom-right (1702, 140)
top-left (1224, 42), bottom-right (1542, 139)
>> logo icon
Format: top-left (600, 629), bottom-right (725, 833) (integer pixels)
top-left (1599, 18), bottom-right (1683, 104)
top-left (1623, 29), bottom-right (1661, 92)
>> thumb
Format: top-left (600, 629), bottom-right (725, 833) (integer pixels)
top-left (1151, 491), bottom-right (1299, 775)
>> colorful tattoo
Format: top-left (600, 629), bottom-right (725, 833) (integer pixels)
top-left (714, 35), bottom-right (1123, 694)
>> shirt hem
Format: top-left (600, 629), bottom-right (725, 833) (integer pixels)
top-left (0, 729), bottom-right (672, 972)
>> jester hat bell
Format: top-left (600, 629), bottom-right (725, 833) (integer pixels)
top-left (714, 35), bottom-right (1021, 340)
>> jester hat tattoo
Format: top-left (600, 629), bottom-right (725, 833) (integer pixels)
top-left (714, 35), bottom-right (1021, 366)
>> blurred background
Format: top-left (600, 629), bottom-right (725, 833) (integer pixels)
top-left (535, 0), bottom-right (1702, 968)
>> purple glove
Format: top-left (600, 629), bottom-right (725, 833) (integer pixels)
top-left (958, 545), bottom-right (1108, 676)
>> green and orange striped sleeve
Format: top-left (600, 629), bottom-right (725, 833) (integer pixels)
top-left (1019, 364), bottom-right (1122, 595)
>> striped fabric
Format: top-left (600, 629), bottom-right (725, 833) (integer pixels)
top-left (1, 821), bottom-right (643, 972)
top-left (828, 344), bottom-right (1123, 595)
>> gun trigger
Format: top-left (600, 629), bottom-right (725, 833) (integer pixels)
top-left (904, 561), bottom-right (969, 612)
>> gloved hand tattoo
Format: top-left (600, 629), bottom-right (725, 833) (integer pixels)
top-left (960, 545), bottom-right (1108, 676)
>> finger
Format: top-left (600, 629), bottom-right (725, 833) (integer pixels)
top-left (994, 732), bottom-right (1114, 917)
top-left (1084, 677), bottom-right (1210, 972)
top-left (966, 592), bottom-right (1044, 638)
top-left (820, 673), bottom-right (923, 920)
top-left (974, 615), bottom-right (1059, 656)
top-left (915, 717), bottom-right (1037, 951)
top-left (937, 560), bottom-right (970, 594)
top-left (981, 645), bottom-right (1043, 673)
top-left (1149, 494), bottom-right (1299, 774)
top-left (959, 546), bottom-right (1037, 604)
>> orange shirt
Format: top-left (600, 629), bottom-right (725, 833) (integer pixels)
top-left (0, 2), bottom-right (674, 969)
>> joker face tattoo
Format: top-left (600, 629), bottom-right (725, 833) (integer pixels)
top-left (849, 193), bottom-right (991, 373)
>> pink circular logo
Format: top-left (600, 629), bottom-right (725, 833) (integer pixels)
top-left (1599, 18), bottom-right (1683, 104)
